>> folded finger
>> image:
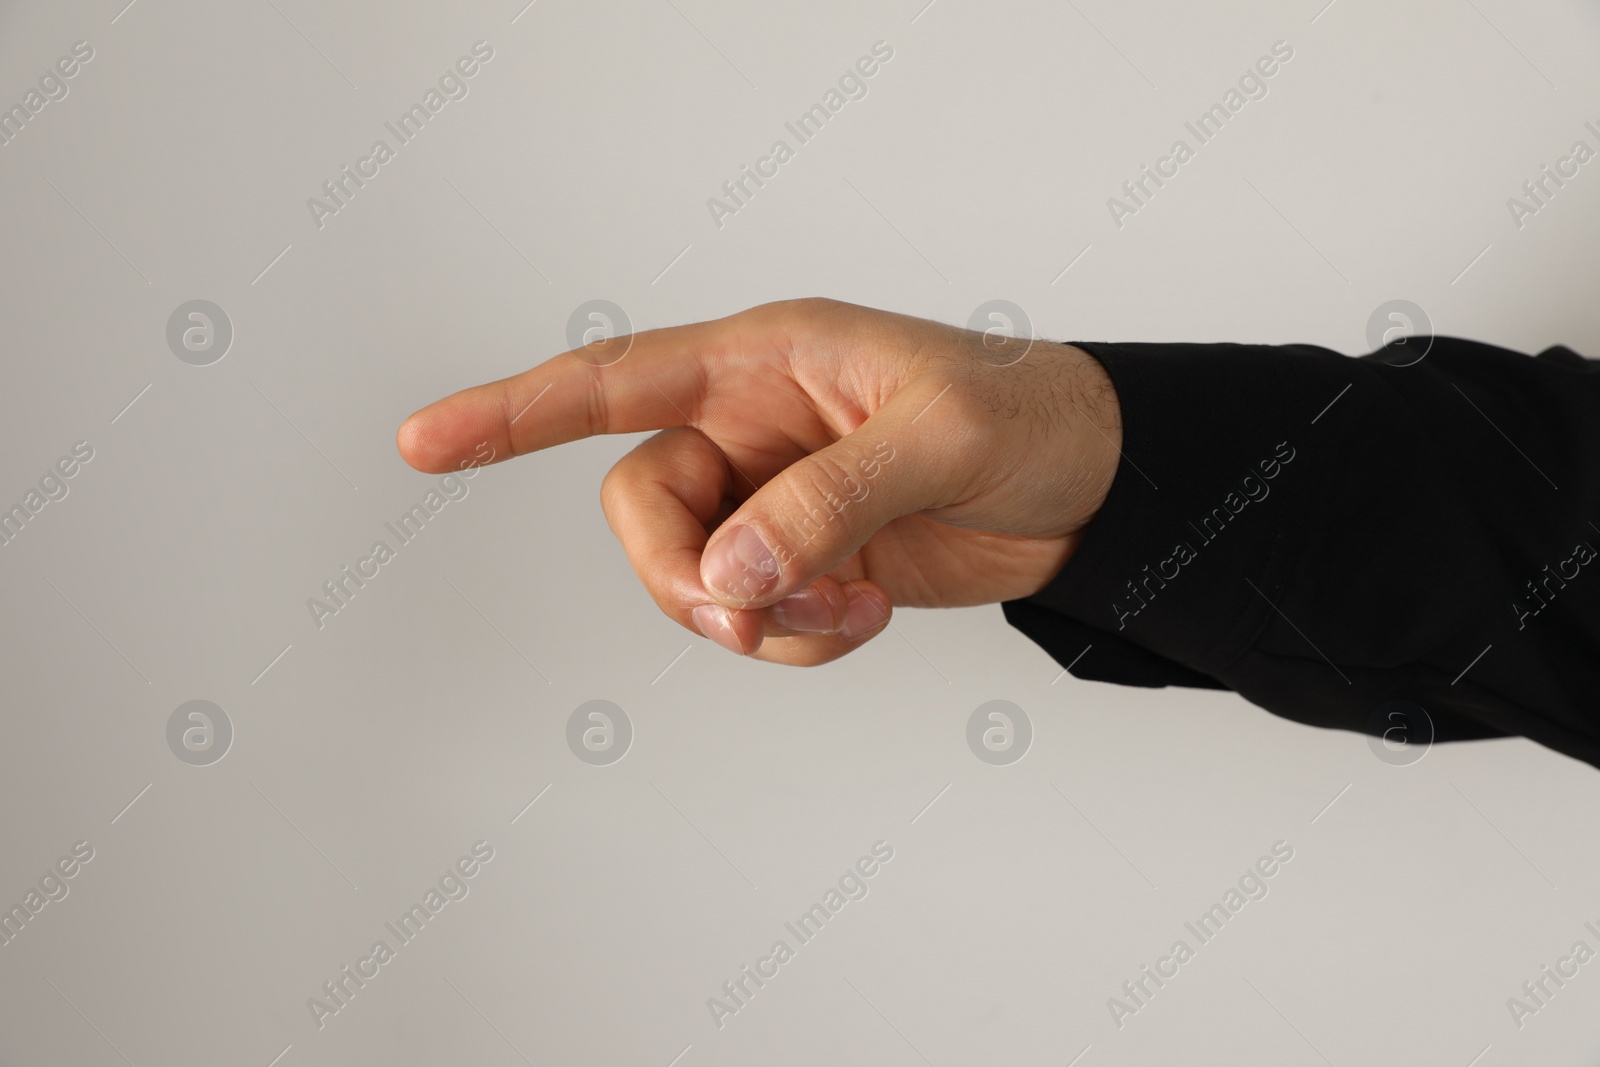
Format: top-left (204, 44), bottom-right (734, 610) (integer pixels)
top-left (599, 427), bottom-right (768, 655)
top-left (748, 580), bottom-right (894, 666)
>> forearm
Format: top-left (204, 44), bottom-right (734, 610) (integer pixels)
top-left (1005, 336), bottom-right (1600, 766)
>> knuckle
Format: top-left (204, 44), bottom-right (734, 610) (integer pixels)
top-left (788, 296), bottom-right (847, 318)
top-left (748, 297), bottom-right (850, 342)
top-left (765, 296), bottom-right (844, 319)
top-left (494, 380), bottom-right (521, 446)
top-left (774, 451), bottom-right (871, 549)
top-left (580, 360), bottom-right (609, 439)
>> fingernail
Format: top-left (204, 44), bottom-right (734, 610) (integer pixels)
top-left (769, 590), bottom-right (837, 634)
top-left (692, 604), bottom-right (746, 655)
top-left (702, 524), bottom-right (780, 603)
top-left (841, 588), bottom-right (887, 640)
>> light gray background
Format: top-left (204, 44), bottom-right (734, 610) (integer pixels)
top-left (3, 0), bottom-right (1599, 1064)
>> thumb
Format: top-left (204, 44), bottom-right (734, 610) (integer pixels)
top-left (699, 376), bottom-right (968, 609)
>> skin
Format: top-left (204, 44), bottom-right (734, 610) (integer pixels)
top-left (396, 298), bottom-right (1124, 666)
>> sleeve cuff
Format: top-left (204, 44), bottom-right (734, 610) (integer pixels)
top-left (1012, 340), bottom-right (1362, 681)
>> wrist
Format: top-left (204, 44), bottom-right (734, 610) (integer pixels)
top-left (1051, 342), bottom-right (1125, 534)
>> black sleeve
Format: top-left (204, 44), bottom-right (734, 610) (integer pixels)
top-left (1000, 336), bottom-right (1600, 768)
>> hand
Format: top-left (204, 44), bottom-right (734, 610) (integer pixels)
top-left (396, 298), bottom-right (1123, 665)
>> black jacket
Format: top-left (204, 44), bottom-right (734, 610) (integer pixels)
top-left (1002, 337), bottom-right (1600, 768)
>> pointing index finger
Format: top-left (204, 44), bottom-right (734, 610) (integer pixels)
top-left (395, 317), bottom-right (727, 474)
